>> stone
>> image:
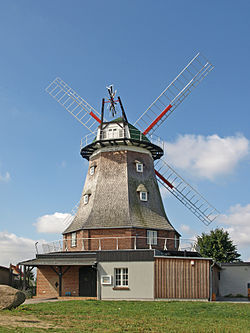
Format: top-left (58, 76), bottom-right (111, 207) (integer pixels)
top-left (0, 285), bottom-right (26, 310)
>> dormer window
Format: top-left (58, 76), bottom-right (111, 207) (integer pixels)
top-left (83, 190), bottom-right (91, 205)
top-left (90, 166), bottom-right (95, 176)
top-left (136, 184), bottom-right (148, 202)
top-left (84, 195), bottom-right (89, 204)
top-left (140, 191), bottom-right (148, 201)
top-left (99, 123), bottom-right (127, 141)
top-left (136, 162), bottom-right (143, 173)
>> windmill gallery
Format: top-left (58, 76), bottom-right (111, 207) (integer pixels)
top-left (20, 53), bottom-right (221, 300)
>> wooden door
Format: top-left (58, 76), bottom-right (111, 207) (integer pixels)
top-left (79, 266), bottom-right (97, 297)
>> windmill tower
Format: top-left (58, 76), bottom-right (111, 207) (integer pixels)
top-left (46, 53), bottom-right (219, 253)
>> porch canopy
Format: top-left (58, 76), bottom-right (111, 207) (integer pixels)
top-left (19, 252), bottom-right (97, 267)
top-left (19, 252), bottom-right (97, 297)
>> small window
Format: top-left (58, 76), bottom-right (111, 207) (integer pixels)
top-left (108, 128), bottom-right (113, 139)
top-left (113, 128), bottom-right (118, 138)
top-left (174, 234), bottom-right (178, 249)
top-left (136, 162), bottom-right (143, 173)
top-left (147, 230), bottom-right (157, 245)
top-left (140, 191), bottom-right (148, 201)
top-left (84, 194), bottom-right (89, 205)
top-left (71, 232), bottom-right (77, 247)
top-left (90, 166), bottom-right (95, 176)
top-left (115, 268), bottom-right (128, 287)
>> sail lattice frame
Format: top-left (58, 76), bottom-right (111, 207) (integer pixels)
top-left (155, 159), bottom-right (219, 226)
top-left (134, 53), bottom-right (214, 136)
top-left (46, 77), bottom-right (101, 134)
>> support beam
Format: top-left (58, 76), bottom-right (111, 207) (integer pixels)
top-left (49, 266), bottom-right (72, 297)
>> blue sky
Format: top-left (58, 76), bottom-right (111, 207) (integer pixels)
top-left (0, 0), bottom-right (250, 266)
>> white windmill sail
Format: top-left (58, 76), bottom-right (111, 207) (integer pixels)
top-left (154, 159), bottom-right (219, 226)
top-left (46, 77), bottom-right (101, 134)
top-left (134, 53), bottom-right (214, 136)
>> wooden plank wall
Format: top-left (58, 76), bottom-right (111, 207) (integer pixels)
top-left (155, 258), bottom-right (210, 299)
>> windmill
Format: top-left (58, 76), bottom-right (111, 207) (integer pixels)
top-left (46, 52), bottom-right (219, 252)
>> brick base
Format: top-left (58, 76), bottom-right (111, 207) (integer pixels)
top-left (63, 228), bottom-right (179, 252)
top-left (36, 266), bottom-right (79, 298)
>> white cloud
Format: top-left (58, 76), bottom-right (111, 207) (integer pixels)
top-left (180, 224), bottom-right (192, 234)
top-left (164, 134), bottom-right (249, 180)
top-left (0, 171), bottom-right (11, 182)
top-left (0, 232), bottom-right (38, 267)
top-left (34, 212), bottom-right (73, 234)
top-left (219, 203), bottom-right (250, 248)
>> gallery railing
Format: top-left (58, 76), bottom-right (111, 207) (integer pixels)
top-left (35, 236), bottom-right (198, 254)
top-left (80, 129), bottom-right (165, 150)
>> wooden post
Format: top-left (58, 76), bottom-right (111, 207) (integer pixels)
top-left (118, 96), bottom-right (128, 124)
top-left (23, 266), bottom-right (27, 290)
top-left (58, 266), bottom-right (62, 297)
top-left (100, 98), bottom-right (105, 136)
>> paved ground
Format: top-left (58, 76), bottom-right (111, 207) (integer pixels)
top-left (24, 297), bottom-right (250, 304)
top-left (216, 297), bottom-right (249, 303)
top-left (24, 298), bottom-right (59, 304)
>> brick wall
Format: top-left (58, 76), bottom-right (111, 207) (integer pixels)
top-left (36, 266), bottom-right (79, 298)
top-left (63, 230), bottom-right (89, 251)
top-left (63, 228), bottom-right (179, 251)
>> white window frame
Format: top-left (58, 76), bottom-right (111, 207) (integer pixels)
top-left (71, 232), bottom-right (77, 247)
top-left (174, 234), bottom-right (178, 249)
top-left (102, 130), bottom-right (107, 139)
top-left (90, 166), bottom-right (95, 176)
top-left (140, 191), bottom-right (148, 201)
top-left (114, 268), bottom-right (128, 287)
top-left (108, 128), bottom-right (113, 139)
top-left (118, 129), bottom-right (123, 137)
top-left (136, 162), bottom-right (143, 173)
top-left (83, 194), bottom-right (89, 205)
top-left (147, 230), bottom-right (157, 245)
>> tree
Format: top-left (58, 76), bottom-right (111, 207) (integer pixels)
top-left (196, 228), bottom-right (241, 263)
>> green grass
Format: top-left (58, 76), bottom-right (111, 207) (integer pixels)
top-left (0, 300), bottom-right (250, 332)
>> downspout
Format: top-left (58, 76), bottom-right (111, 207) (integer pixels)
top-left (209, 261), bottom-right (215, 301)
top-left (97, 263), bottom-right (101, 300)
